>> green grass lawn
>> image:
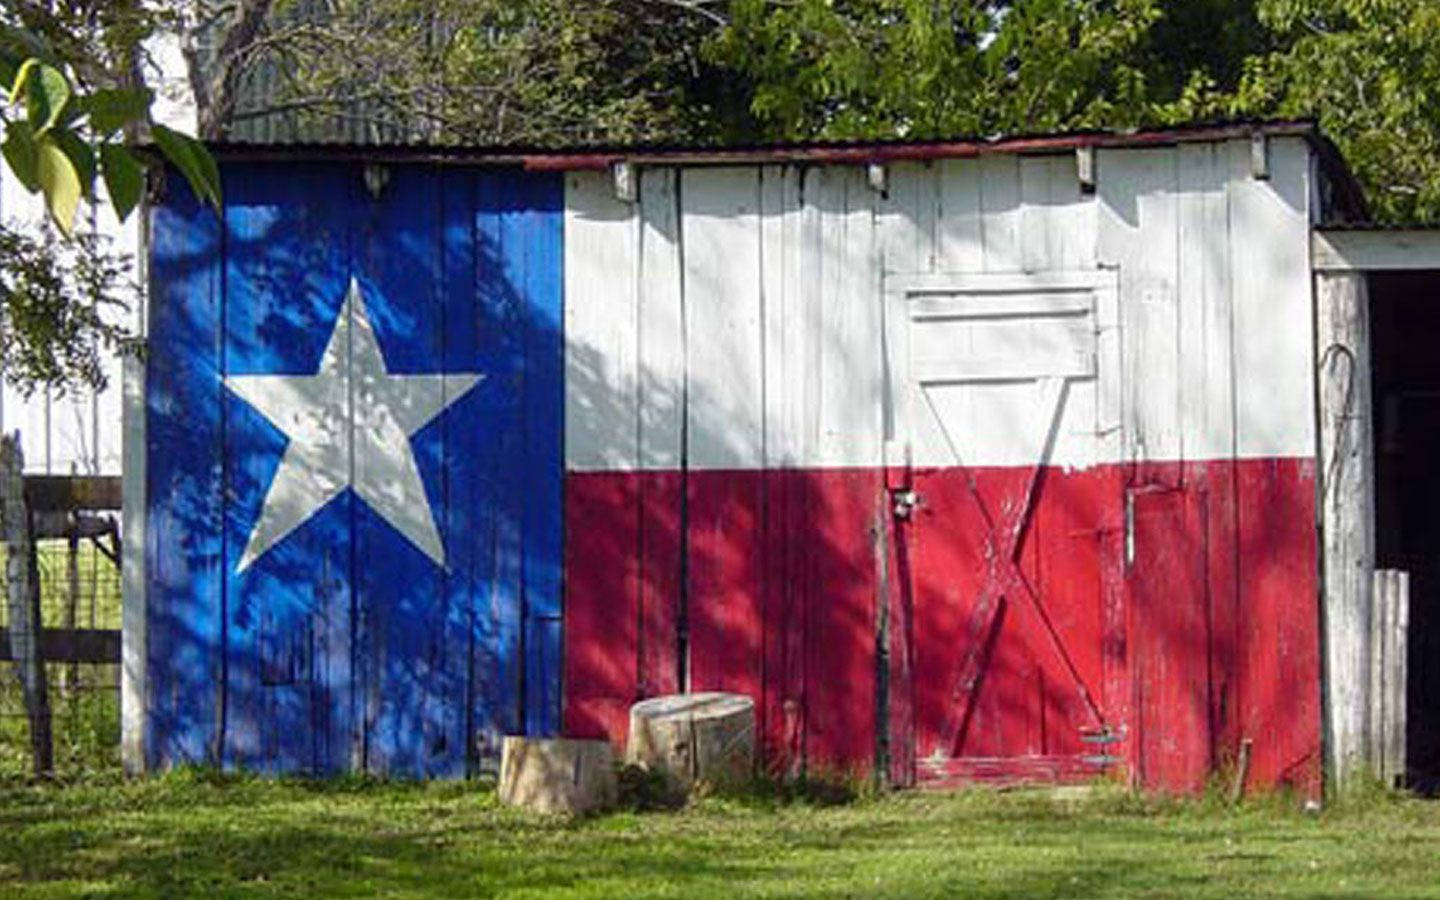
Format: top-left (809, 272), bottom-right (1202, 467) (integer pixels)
top-left (2, 773), bottom-right (1439, 898)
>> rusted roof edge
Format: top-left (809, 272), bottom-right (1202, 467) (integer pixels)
top-left (202, 119), bottom-right (1317, 168)
top-left (195, 119), bottom-right (1370, 223)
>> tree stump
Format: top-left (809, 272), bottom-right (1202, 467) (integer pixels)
top-left (498, 737), bottom-right (617, 816)
top-left (626, 692), bottom-right (755, 789)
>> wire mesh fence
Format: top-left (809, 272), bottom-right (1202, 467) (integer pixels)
top-left (1, 537), bottom-right (122, 779)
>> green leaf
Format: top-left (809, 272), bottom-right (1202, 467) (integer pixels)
top-left (25, 63), bottom-right (71, 135)
top-left (50, 127), bottom-right (96, 198)
top-left (99, 143), bottom-right (144, 222)
top-left (2, 119), bottom-right (40, 192)
top-left (8, 56), bottom-right (36, 103)
top-left (152, 123), bottom-right (221, 210)
top-left (86, 87), bottom-right (153, 136)
top-left (36, 136), bottom-right (82, 235)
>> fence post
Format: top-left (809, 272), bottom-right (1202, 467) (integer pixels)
top-left (2, 433), bottom-right (52, 776)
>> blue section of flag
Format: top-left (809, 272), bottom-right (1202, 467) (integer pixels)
top-left (147, 163), bottom-right (564, 776)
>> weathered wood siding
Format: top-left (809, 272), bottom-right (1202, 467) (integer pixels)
top-left (139, 165), bottom-right (564, 776)
top-left (564, 137), bottom-right (1322, 793)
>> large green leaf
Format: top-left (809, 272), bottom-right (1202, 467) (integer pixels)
top-left (87, 87), bottom-right (153, 136)
top-left (35, 136), bottom-right (81, 235)
top-left (25, 62), bottom-right (70, 135)
top-left (152, 123), bottom-right (221, 210)
top-left (51, 127), bottom-right (96, 198)
top-left (2, 119), bottom-right (40, 192)
top-left (99, 143), bottom-right (144, 223)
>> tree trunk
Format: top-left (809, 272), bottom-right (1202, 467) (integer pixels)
top-left (498, 737), bottom-right (617, 816)
top-left (627, 692), bottom-right (755, 789)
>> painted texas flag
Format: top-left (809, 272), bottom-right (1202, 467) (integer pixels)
top-left (144, 145), bottom-right (1320, 794)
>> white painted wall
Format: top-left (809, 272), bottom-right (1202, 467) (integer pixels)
top-left (565, 136), bottom-right (1317, 473)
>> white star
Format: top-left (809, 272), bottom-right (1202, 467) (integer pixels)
top-left (225, 277), bottom-right (482, 573)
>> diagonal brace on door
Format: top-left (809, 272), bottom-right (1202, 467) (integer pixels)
top-left (920, 376), bottom-right (1108, 758)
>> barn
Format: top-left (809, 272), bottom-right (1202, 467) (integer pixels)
top-left (123, 120), bottom-right (1405, 796)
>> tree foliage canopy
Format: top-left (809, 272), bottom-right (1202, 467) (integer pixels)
top-left (0, 1), bottom-right (217, 396)
top-left (702, 0), bottom-right (1440, 222)
top-left (161, 0), bottom-right (1440, 224)
top-left (1239, 0), bottom-right (1440, 222)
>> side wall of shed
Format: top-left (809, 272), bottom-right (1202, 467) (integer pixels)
top-left (563, 137), bottom-right (1322, 791)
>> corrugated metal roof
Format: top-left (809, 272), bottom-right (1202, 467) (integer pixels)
top-left (197, 119), bottom-right (1369, 223)
top-left (206, 118), bottom-right (1318, 163)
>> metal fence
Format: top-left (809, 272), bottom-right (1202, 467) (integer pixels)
top-left (1, 433), bottom-right (124, 780)
top-left (1, 538), bottom-right (122, 779)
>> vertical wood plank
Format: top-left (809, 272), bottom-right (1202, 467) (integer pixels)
top-left (356, 166), bottom-right (444, 775)
top-left (880, 162), bottom-right (921, 275)
top-left (1369, 568), bottom-right (1389, 775)
top-left (937, 159), bottom-right (982, 273)
top-left (683, 167), bottom-right (764, 470)
top-left (1317, 270), bottom-right (1375, 789)
top-left (1391, 570), bottom-right (1409, 784)
top-left (1050, 154), bottom-right (1094, 270)
top-left (1020, 156), bottom-right (1054, 273)
top-left (759, 163), bottom-right (789, 767)
top-left (809, 169), bottom-right (882, 768)
top-left (146, 172), bottom-right (225, 768)
top-left (564, 172), bottom-right (639, 472)
top-left (682, 166), bottom-right (764, 706)
top-left (979, 155), bottom-right (1021, 273)
top-left (520, 170), bottom-right (566, 737)
top-left (1129, 487), bottom-right (1211, 793)
top-left (561, 170), bottom-right (641, 744)
top-left (638, 167), bottom-right (683, 699)
top-left (121, 310), bottom-right (148, 773)
top-left (440, 171), bottom-right (490, 772)
top-left (819, 168), bottom-right (882, 466)
top-left (474, 171), bottom-right (528, 758)
top-left (1098, 147), bottom-right (1180, 476)
top-left (1228, 136), bottom-right (1315, 459)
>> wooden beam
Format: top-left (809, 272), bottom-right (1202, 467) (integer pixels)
top-left (1314, 229), bottom-right (1440, 272)
top-left (1316, 270), bottom-right (1376, 792)
top-left (0, 628), bottom-right (121, 664)
top-left (23, 476), bottom-right (122, 512)
top-left (4, 436), bottom-right (52, 775)
top-left (1250, 132), bottom-right (1269, 180)
top-left (121, 322), bottom-right (148, 775)
top-left (1075, 146), bottom-right (1096, 194)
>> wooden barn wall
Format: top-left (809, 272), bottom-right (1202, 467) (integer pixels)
top-left (141, 165), bottom-right (564, 776)
top-left (563, 136), bottom-right (1322, 793)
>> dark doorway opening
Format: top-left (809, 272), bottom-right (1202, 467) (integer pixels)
top-left (1371, 271), bottom-right (1440, 792)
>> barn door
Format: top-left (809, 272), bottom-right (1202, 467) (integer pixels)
top-left (884, 269), bottom-right (1125, 784)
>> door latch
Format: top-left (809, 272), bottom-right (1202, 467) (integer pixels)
top-left (892, 488), bottom-right (921, 519)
